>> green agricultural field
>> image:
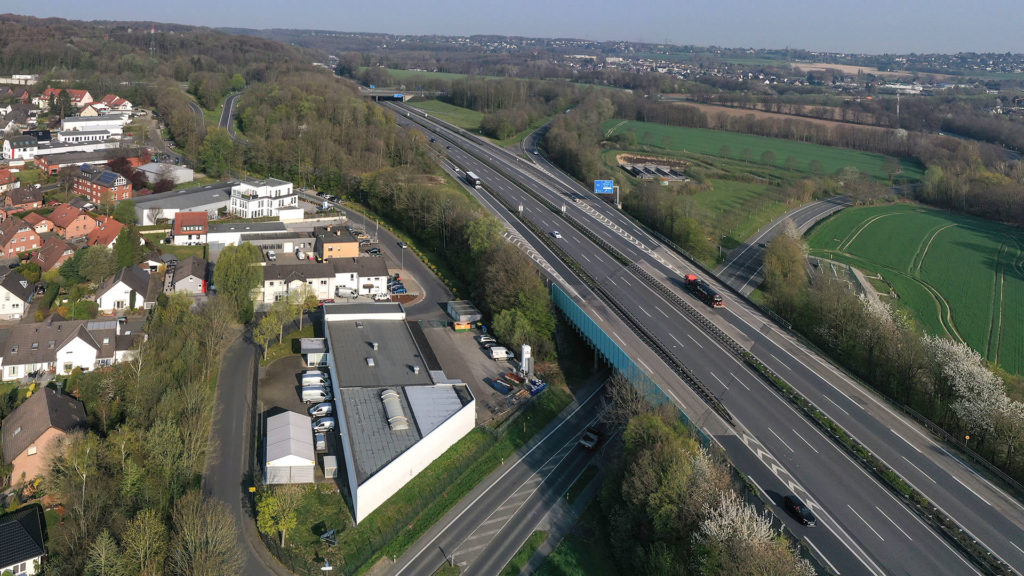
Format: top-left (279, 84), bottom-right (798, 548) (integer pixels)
top-left (807, 204), bottom-right (1024, 374)
top-left (603, 120), bottom-right (924, 181)
top-left (358, 67), bottom-right (485, 83)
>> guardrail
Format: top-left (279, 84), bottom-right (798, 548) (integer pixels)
top-left (389, 104), bottom-right (1012, 575)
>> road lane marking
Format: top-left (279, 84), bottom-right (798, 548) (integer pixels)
top-left (395, 383), bottom-right (607, 576)
top-left (654, 305), bottom-right (670, 318)
top-left (611, 331), bottom-right (625, 344)
top-left (767, 427), bottom-right (794, 453)
top-left (638, 358), bottom-right (653, 373)
top-left (822, 394), bottom-right (850, 415)
top-left (804, 538), bottom-right (841, 575)
top-left (686, 334), bottom-right (704, 349)
top-left (889, 428), bottom-right (922, 453)
top-left (607, 277), bottom-right (618, 286)
top-left (572, 236), bottom-right (580, 243)
top-left (620, 276), bottom-right (632, 286)
top-left (901, 456), bottom-right (936, 483)
top-left (730, 373), bottom-right (751, 391)
top-left (1012, 542), bottom-right (1024, 556)
top-left (710, 371), bottom-right (728, 390)
top-left (874, 506), bottom-right (913, 541)
top-left (580, 254), bottom-right (591, 263)
top-left (638, 305), bottom-right (652, 318)
top-left (847, 505), bottom-right (885, 541)
top-left (952, 476), bottom-right (991, 506)
top-left (669, 333), bottom-right (685, 348)
top-left (792, 429), bottom-right (819, 454)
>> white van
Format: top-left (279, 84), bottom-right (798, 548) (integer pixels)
top-left (267, 250), bottom-right (276, 261)
top-left (301, 385), bottom-right (332, 403)
top-left (302, 376), bottom-right (329, 388)
top-left (303, 370), bottom-right (329, 380)
top-left (488, 346), bottom-right (511, 361)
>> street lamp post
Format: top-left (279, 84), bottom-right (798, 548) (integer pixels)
top-left (401, 245), bottom-right (406, 276)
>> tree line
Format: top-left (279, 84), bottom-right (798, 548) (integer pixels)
top-left (598, 378), bottom-right (814, 575)
top-left (33, 295), bottom-right (244, 575)
top-left (762, 228), bottom-right (1024, 483)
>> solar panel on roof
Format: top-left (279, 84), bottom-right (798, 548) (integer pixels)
top-left (98, 172), bottom-right (119, 185)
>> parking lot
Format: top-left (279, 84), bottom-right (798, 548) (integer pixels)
top-left (420, 325), bottom-right (520, 424)
top-left (258, 355), bottom-right (341, 484)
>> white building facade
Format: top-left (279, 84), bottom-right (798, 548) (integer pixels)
top-left (228, 178), bottom-right (302, 219)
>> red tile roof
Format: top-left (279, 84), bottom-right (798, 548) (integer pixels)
top-left (47, 203), bottom-right (88, 229)
top-left (87, 215), bottom-right (124, 247)
top-left (173, 211), bottom-right (208, 236)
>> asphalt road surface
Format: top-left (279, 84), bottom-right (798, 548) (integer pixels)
top-left (714, 196), bottom-right (851, 295)
top-left (386, 102), bottom-right (1024, 576)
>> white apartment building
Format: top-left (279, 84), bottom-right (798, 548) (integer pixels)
top-left (228, 178), bottom-right (303, 220)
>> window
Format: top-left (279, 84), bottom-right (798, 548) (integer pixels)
top-left (31, 342), bottom-right (38, 350)
top-left (27, 445), bottom-right (37, 456)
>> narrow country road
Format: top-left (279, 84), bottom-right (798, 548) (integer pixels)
top-left (202, 335), bottom-right (292, 576)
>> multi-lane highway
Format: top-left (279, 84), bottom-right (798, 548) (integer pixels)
top-left (388, 102), bottom-right (1024, 575)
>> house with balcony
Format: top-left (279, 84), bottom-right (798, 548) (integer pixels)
top-left (172, 211), bottom-right (208, 246)
top-left (228, 178), bottom-right (303, 220)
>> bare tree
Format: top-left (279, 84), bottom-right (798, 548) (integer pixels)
top-left (169, 491), bottom-right (244, 576)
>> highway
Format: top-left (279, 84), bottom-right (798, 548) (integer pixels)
top-left (388, 102), bottom-right (1024, 575)
top-left (219, 92), bottom-right (246, 143)
top-left (714, 196), bottom-right (851, 295)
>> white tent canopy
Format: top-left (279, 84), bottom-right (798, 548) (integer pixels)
top-left (265, 411), bottom-right (315, 484)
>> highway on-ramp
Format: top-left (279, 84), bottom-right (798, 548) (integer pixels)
top-left (388, 102), bottom-right (1024, 576)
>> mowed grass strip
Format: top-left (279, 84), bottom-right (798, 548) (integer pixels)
top-left (807, 204), bottom-right (1024, 373)
top-left (604, 119), bottom-right (924, 181)
top-left (408, 99), bottom-right (484, 131)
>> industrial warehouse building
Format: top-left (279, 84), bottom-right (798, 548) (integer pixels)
top-left (264, 411), bottom-right (316, 484)
top-left (321, 302), bottom-right (475, 523)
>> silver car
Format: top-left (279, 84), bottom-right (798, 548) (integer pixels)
top-left (312, 417), bottom-right (336, 432)
top-left (308, 402), bottom-right (333, 418)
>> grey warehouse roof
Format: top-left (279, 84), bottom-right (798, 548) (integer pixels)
top-left (326, 318), bottom-right (432, 389)
top-left (133, 182), bottom-right (234, 209)
top-left (208, 221), bottom-right (288, 234)
top-left (339, 386), bottom-right (421, 483)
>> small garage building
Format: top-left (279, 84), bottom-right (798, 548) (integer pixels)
top-left (264, 411), bottom-right (315, 484)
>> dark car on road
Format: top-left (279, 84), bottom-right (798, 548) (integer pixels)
top-left (783, 495), bottom-right (816, 526)
top-left (579, 426), bottom-right (600, 449)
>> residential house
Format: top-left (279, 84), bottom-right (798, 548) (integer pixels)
top-left (0, 217), bottom-right (41, 257)
top-left (259, 257), bottom-right (389, 306)
top-left (0, 270), bottom-right (33, 320)
top-left (171, 256), bottom-right (207, 295)
top-left (2, 135), bottom-right (37, 161)
top-left (171, 211), bottom-right (208, 246)
top-left (78, 104), bottom-right (101, 117)
top-left (1, 386), bottom-right (86, 483)
top-left (313, 225), bottom-right (359, 260)
top-left (140, 251), bottom-right (177, 273)
top-left (3, 187), bottom-right (43, 214)
top-left (86, 215), bottom-right (124, 249)
top-left (0, 316), bottom-right (144, 381)
top-left (0, 507), bottom-right (44, 575)
top-left (94, 266), bottom-right (153, 313)
top-left (73, 164), bottom-right (132, 205)
top-left (13, 88), bottom-right (29, 104)
top-left (28, 237), bottom-right (74, 272)
top-left (97, 94), bottom-right (132, 113)
top-left (47, 203), bottom-right (96, 239)
top-left (21, 213), bottom-right (52, 235)
top-left (0, 168), bottom-right (18, 194)
top-left (228, 178), bottom-right (302, 220)
top-left (36, 88), bottom-right (93, 109)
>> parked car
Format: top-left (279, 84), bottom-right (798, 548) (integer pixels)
top-left (481, 342), bottom-right (496, 349)
top-left (783, 495), bottom-right (816, 527)
top-left (301, 386), bottom-right (333, 403)
top-left (319, 298), bottom-right (335, 305)
top-left (391, 287), bottom-right (408, 295)
top-left (579, 426), bottom-right (600, 449)
top-left (314, 432), bottom-right (327, 451)
top-left (478, 335), bottom-right (496, 344)
top-left (366, 248), bottom-right (382, 255)
top-left (359, 240), bottom-right (371, 246)
top-left (309, 402), bottom-right (333, 418)
top-left (312, 417), bottom-right (336, 432)
top-left (266, 250), bottom-right (276, 261)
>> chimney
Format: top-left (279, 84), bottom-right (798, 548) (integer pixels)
top-left (413, 365), bottom-right (420, 375)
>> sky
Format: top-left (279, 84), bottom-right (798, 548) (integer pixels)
top-left (10, 0), bottom-right (1023, 55)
